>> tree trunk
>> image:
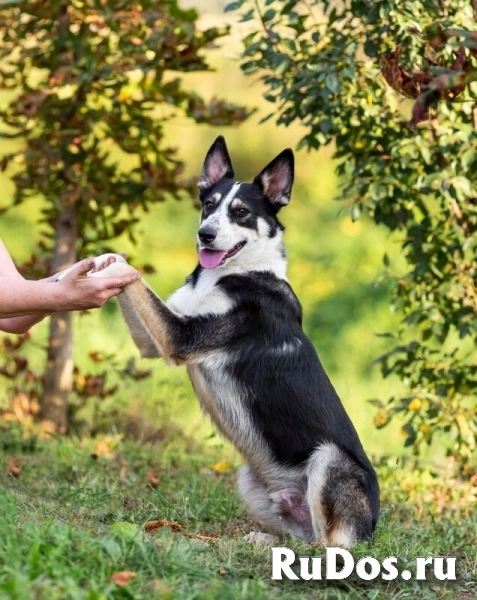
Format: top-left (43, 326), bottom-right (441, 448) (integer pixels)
top-left (40, 206), bottom-right (78, 434)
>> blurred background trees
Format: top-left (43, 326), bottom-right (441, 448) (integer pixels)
top-left (230, 0), bottom-right (477, 470)
top-left (0, 0), bottom-right (475, 473)
top-left (0, 0), bottom-right (248, 434)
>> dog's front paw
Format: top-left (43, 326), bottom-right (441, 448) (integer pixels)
top-left (243, 531), bottom-right (280, 547)
top-left (89, 253), bottom-right (127, 274)
top-left (88, 255), bottom-right (138, 280)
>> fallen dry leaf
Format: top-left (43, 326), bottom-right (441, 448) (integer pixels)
top-left (218, 567), bottom-right (227, 576)
top-left (8, 458), bottom-right (21, 477)
top-left (144, 519), bottom-right (182, 533)
top-left (147, 467), bottom-right (160, 488)
top-left (110, 571), bottom-right (137, 586)
top-left (209, 460), bottom-right (232, 473)
top-left (91, 434), bottom-right (122, 459)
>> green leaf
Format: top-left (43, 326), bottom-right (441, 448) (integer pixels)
top-left (108, 522), bottom-right (141, 541)
top-left (325, 73), bottom-right (339, 94)
top-left (262, 9), bottom-right (276, 22)
top-left (102, 538), bottom-right (122, 561)
top-left (402, 423), bottom-right (417, 447)
top-left (239, 8), bottom-right (255, 22)
top-left (281, 38), bottom-right (296, 52)
top-left (224, 0), bottom-right (244, 12)
top-left (350, 204), bottom-right (361, 221)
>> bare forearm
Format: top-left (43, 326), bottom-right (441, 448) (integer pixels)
top-left (0, 314), bottom-right (47, 334)
top-left (0, 278), bottom-right (64, 316)
top-left (0, 254), bottom-right (140, 334)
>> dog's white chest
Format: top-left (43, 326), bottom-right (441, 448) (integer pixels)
top-left (166, 269), bottom-right (233, 317)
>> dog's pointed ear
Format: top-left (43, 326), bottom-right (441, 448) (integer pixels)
top-left (253, 149), bottom-right (294, 208)
top-left (198, 136), bottom-right (235, 190)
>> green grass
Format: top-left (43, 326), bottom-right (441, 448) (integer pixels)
top-left (0, 435), bottom-right (475, 599)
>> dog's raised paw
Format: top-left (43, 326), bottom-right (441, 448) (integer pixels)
top-left (88, 260), bottom-right (137, 280)
top-left (243, 531), bottom-right (280, 547)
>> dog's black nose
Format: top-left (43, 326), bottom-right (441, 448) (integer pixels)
top-left (198, 226), bottom-right (216, 244)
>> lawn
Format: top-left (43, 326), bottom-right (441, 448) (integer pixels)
top-left (0, 431), bottom-right (475, 600)
top-left (0, 15), bottom-right (474, 597)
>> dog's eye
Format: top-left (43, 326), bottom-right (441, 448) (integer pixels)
top-left (234, 207), bottom-right (249, 217)
top-left (204, 200), bottom-right (214, 210)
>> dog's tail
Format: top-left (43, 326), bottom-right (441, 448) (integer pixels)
top-left (306, 442), bottom-right (379, 548)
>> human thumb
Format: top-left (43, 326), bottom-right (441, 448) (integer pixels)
top-left (59, 258), bottom-right (95, 281)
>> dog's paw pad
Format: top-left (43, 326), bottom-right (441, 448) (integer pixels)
top-left (90, 253), bottom-right (127, 273)
top-left (243, 531), bottom-right (279, 547)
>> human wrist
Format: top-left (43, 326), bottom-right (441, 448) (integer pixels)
top-left (44, 280), bottom-right (69, 312)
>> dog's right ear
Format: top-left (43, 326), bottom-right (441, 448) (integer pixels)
top-left (253, 148), bottom-right (294, 208)
top-left (198, 136), bottom-right (235, 191)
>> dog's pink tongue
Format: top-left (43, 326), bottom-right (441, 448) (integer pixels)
top-left (199, 249), bottom-right (227, 269)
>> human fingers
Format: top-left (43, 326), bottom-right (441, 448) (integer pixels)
top-left (60, 258), bottom-right (95, 281)
top-left (99, 280), bottom-right (137, 302)
top-left (88, 278), bottom-right (136, 306)
top-left (103, 287), bottom-right (125, 301)
top-left (103, 273), bottom-right (141, 289)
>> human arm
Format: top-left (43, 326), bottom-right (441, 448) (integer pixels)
top-left (0, 245), bottom-right (141, 334)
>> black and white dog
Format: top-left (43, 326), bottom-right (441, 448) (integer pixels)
top-left (91, 136), bottom-right (379, 548)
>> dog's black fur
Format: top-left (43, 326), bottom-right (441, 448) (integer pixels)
top-left (93, 136), bottom-right (380, 547)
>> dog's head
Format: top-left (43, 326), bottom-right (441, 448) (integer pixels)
top-left (196, 136), bottom-right (294, 271)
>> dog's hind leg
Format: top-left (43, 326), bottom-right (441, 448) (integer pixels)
top-left (238, 465), bottom-right (314, 542)
top-left (306, 443), bottom-right (379, 548)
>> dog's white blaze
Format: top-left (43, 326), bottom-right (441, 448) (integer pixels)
top-left (222, 182), bottom-right (242, 206)
top-left (204, 184), bottom-right (244, 252)
top-left (200, 182), bottom-right (241, 235)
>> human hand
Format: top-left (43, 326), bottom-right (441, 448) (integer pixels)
top-left (55, 255), bottom-right (141, 310)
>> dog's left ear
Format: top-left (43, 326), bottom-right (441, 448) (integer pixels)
top-left (253, 149), bottom-right (294, 208)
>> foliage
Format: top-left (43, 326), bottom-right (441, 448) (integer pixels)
top-left (0, 333), bottom-right (152, 441)
top-left (0, 434), bottom-right (475, 598)
top-left (0, 0), bottom-right (249, 235)
top-left (380, 18), bottom-right (477, 126)
top-left (0, 0), bottom-right (250, 433)
top-left (229, 0), bottom-right (477, 470)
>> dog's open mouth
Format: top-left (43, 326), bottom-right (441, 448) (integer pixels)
top-left (199, 241), bottom-right (246, 269)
